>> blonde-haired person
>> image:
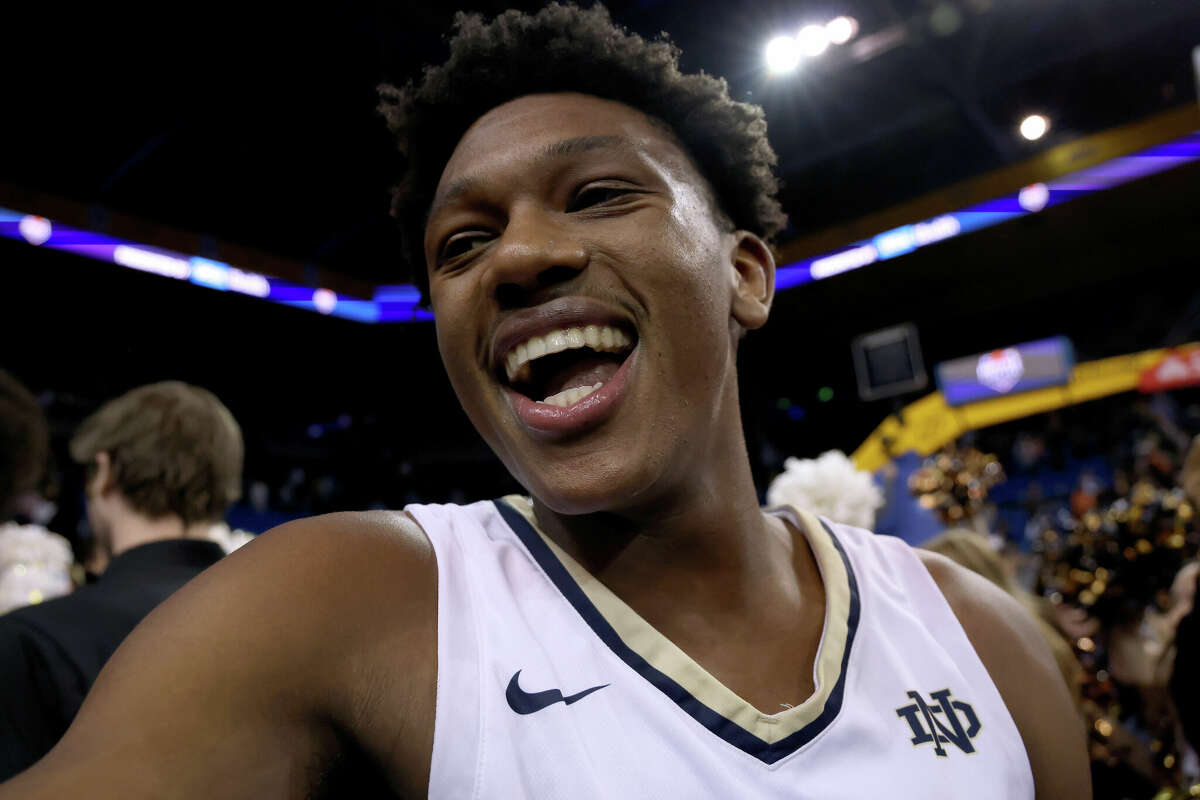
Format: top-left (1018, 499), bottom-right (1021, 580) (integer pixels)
top-left (0, 381), bottom-right (243, 778)
top-left (69, 381), bottom-right (242, 565)
top-left (922, 529), bottom-right (1084, 697)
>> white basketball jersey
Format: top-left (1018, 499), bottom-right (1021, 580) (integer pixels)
top-left (406, 496), bottom-right (1033, 799)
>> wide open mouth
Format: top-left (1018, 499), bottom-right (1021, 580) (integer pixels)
top-left (499, 324), bottom-right (637, 407)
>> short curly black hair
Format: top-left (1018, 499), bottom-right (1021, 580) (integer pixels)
top-left (379, 2), bottom-right (786, 301)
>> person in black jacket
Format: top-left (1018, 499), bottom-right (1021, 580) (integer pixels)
top-left (0, 381), bottom-right (244, 778)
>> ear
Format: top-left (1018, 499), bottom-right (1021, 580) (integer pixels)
top-left (729, 231), bottom-right (775, 332)
top-left (91, 451), bottom-right (115, 496)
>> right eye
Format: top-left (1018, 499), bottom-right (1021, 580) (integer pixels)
top-left (439, 232), bottom-right (493, 263)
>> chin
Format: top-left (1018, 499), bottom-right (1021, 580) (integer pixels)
top-left (530, 488), bottom-right (630, 517)
top-left (519, 455), bottom-right (664, 517)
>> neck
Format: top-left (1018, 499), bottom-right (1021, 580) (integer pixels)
top-left (530, 379), bottom-right (795, 609)
top-left (109, 513), bottom-right (210, 557)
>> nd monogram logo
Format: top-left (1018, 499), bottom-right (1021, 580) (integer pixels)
top-left (895, 689), bottom-right (981, 757)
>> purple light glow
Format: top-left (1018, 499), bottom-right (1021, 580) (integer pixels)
top-left (2, 131), bottom-right (1198, 323)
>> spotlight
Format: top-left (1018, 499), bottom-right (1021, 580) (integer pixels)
top-left (1019, 114), bottom-right (1049, 141)
top-left (796, 24), bottom-right (830, 57)
top-left (826, 16), bottom-right (858, 45)
top-left (765, 35), bottom-right (801, 74)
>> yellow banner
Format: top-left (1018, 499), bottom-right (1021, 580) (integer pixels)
top-left (851, 344), bottom-right (1194, 471)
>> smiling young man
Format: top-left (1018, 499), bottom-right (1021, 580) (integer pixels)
top-left (1, 4), bottom-right (1089, 798)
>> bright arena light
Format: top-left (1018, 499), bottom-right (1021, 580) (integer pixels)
top-left (796, 24), bottom-right (830, 57)
top-left (765, 35), bottom-right (801, 74)
top-left (1020, 114), bottom-right (1050, 141)
top-left (826, 16), bottom-right (858, 45)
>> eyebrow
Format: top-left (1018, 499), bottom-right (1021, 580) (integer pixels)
top-left (426, 135), bottom-right (635, 221)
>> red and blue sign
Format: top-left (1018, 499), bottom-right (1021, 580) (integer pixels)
top-left (936, 336), bottom-right (1075, 407)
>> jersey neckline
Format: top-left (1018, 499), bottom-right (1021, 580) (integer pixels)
top-left (492, 496), bottom-right (861, 766)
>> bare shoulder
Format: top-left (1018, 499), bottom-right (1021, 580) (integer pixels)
top-left (1, 510), bottom-right (438, 799)
top-left (917, 550), bottom-right (1091, 800)
top-left (241, 508), bottom-right (436, 595)
top-left (228, 509), bottom-right (440, 795)
top-left (246, 507), bottom-right (433, 566)
top-left (183, 508), bottom-right (438, 678)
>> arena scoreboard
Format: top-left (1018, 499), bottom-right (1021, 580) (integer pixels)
top-left (936, 337), bottom-right (1075, 407)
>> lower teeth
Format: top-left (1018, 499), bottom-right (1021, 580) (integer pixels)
top-left (540, 382), bottom-right (604, 407)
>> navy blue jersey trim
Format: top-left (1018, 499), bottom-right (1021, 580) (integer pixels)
top-left (492, 499), bottom-right (861, 765)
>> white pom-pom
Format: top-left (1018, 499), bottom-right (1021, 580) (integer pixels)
top-left (0, 523), bottom-right (75, 614)
top-left (766, 450), bottom-right (883, 530)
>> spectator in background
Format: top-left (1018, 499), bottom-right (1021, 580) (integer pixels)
top-left (0, 370), bottom-right (50, 521)
top-left (872, 451), bottom-right (949, 546)
top-left (922, 528), bottom-right (1084, 698)
top-left (1170, 567), bottom-right (1200, 784)
top-left (0, 381), bottom-right (243, 779)
top-left (1183, 435), bottom-right (1200, 509)
top-left (0, 370), bottom-right (72, 615)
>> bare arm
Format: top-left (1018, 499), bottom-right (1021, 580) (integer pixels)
top-left (919, 550), bottom-right (1091, 800)
top-left (0, 511), bottom-right (437, 798)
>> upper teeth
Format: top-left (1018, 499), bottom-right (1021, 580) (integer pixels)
top-left (504, 324), bottom-right (633, 383)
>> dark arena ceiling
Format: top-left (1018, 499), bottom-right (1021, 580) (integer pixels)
top-left (3, 0), bottom-right (1196, 283)
top-left (3, 0), bottom-right (1199, 503)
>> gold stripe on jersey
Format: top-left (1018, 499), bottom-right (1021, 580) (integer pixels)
top-left (502, 495), bottom-right (852, 745)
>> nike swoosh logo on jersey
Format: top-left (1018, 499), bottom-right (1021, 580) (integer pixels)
top-left (506, 670), bottom-right (609, 715)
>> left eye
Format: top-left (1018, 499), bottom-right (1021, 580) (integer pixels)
top-left (440, 232), bottom-right (492, 263)
top-left (567, 185), bottom-right (635, 212)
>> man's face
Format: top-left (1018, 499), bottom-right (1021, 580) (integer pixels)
top-left (424, 93), bottom-right (768, 514)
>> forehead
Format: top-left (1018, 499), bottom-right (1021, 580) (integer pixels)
top-left (434, 93), bottom-right (696, 202)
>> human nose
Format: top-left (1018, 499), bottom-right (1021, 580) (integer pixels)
top-left (486, 207), bottom-right (587, 308)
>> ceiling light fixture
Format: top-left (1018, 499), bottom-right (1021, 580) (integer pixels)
top-left (765, 35), bottom-right (802, 74)
top-left (796, 24), bottom-right (830, 57)
top-left (826, 16), bottom-right (859, 45)
top-left (1019, 114), bottom-right (1050, 141)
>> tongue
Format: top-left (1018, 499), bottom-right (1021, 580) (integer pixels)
top-left (543, 353), bottom-right (622, 397)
